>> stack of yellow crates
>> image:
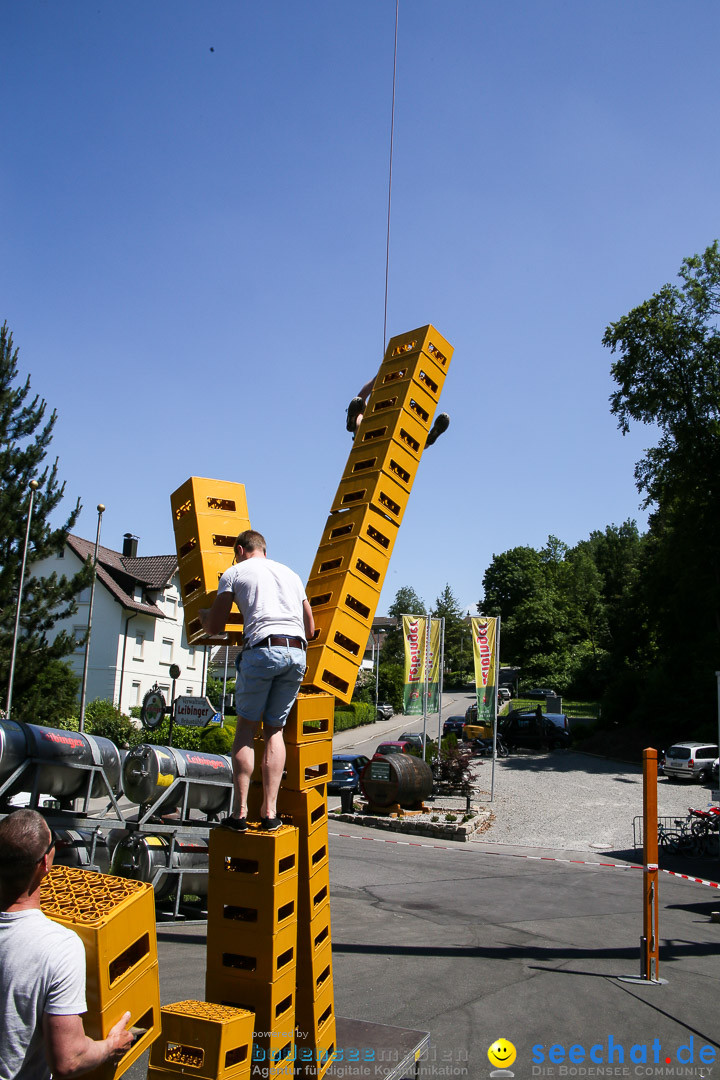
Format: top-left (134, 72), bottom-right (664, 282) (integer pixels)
top-left (170, 476), bottom-right (251, 645)
top-left (205, 826), bottom-right (299, 1078)
top-left (303, 324), bottom-right (453, 702)
top-left (147, 1000), bottom-right (255, 1080)
top-left (248, 690), bottom-right (337, 1077)
top-left (39, 866), bottom-right (160, 1080)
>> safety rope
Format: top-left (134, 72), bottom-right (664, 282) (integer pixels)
top-left (383, 0), bottom-right (400, 354)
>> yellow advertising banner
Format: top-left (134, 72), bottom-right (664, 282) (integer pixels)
top-left (471, 616), bottom-right (498, 723)
top-left (402, 614), bottom-right (426, 715)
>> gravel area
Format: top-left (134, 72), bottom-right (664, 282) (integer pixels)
top-left (470, 748), bottom-right (718, 852)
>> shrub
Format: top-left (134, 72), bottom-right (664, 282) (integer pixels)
top-left (334, 702), bottom-right (376, 731)
top-left (201, 720), bottom-right (237, 756)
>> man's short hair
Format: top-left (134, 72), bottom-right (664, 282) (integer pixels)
top-left (0, 809), bottom-right (51, 898)
top-left (235, 530), bottom-right (266, 554)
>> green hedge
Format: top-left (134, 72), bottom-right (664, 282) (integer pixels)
top-left (334, 701), bottom-right (377, 731)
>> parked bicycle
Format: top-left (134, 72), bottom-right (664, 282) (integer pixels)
top-left (657, 817), bottom-right (698, 856)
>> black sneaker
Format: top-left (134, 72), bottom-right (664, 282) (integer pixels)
top-left (219, 816), bottom-right (248, 832)
top-left (425, 412), bottom-right (450, 447)
top-left (260, 816), bottom-right (282, 832)
top-left (345, 397), bottom-right (364, 433)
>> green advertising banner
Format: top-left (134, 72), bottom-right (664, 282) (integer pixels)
top-left (427, 618), bottom-right (441, 713)
top-left (472, 616), bottom-right (498, 724)
top-left (402, 615), bottom-right (426, 715)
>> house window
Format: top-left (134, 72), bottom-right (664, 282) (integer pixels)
top-left (73, 626), bottom-right (86, 654)
top-left (134, 585), bottom-right (143, 602)
top-left (165, 595), bottom-right (177, 619)
top-left (134, 632), bottom-right (145, 660)
top-left (186, 687), bottom-right (193, 695)
top-left (161, 638), bottom-right (173, 664)
top-left (187, 647), bottom-right (196, 670)
top-left (132, 681), bottom-right (141, 706)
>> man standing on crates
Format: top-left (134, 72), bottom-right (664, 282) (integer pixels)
top-left (0, 809), bottom-right (134, 1080)
top-left (200, 529), bottom-right (315, 833)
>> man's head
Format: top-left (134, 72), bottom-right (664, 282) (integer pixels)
top-left (0, 809), bottom-right (55, 906)
top-left (234, 530), bottom-right (267, 560)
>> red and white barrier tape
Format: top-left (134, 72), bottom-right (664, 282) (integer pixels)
top-left (329, 831), bottom-right (720, 889)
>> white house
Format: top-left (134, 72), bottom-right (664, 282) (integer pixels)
top-left (33, 533), bottom-right (208, 714)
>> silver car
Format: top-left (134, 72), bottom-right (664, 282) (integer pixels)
top-left (663, 741), bottom-right (718, 782)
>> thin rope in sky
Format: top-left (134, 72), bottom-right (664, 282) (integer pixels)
top-left (383, 0), bottom-right (400, 355)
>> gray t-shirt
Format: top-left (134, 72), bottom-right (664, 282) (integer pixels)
top-left (0, 909), bottom-right (87, 1080)
top-left (218, 557), bottom-right (307, 647)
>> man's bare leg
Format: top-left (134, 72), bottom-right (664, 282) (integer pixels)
top-left (231, 717), bottom-right (258, 818)
top-left (260, 726), bottom-right (286, 820)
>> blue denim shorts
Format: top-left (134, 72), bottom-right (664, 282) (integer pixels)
top-left (235, 645), bottom-right (306, 727)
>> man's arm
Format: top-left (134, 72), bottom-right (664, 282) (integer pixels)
top-left (303, 599), bottom-right (315, 641)
top-left (43, 1011), bottom-right (133, 1079)
top-left (199, 591), bottom-right (234, 637)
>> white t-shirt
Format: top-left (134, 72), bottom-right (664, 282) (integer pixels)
top-left (218, 557), bottom-right (307, 647)
top-left (0, 909), bottom-right (87, 1080)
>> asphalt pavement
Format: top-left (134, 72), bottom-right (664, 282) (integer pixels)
top-left (123, 693), bottom-right (720, 1079)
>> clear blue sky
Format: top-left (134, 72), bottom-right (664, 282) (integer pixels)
top-left (3, 2), bottom-right (718, 615)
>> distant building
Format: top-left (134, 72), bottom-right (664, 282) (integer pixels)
top-left (32, 533), bottom-right (207, 714)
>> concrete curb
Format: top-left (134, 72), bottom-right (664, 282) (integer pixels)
top-left (330, 807), bottom-right (493, 842)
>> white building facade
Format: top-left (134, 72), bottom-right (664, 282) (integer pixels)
top-left (33, 533), bottom-right (208, 714)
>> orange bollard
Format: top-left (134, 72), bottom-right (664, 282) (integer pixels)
top-left (642, 747), bottom-right (661, 982)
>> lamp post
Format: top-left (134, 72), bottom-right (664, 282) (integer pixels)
top-left (79, 504), bottom-right (105, 732)
top-left (6, 480), bottom-right (39, 720)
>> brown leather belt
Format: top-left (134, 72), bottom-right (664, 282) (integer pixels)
top-left (252, 635), bottom-right (306, 650)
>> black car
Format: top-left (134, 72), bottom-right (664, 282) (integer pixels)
top-left (376, 702), bottom-right (394, 721)
top-left (525, 687), bottom-right (556, 700)
top-left (500, 712), bottom-right (571, 751)
top-left (442, 715), bottom-right (466, 738)
top-left (329, 754), bottom-right (370, 794)
top-left (399, 732), bottom-right (424, 752)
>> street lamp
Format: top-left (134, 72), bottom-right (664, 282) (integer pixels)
top-left (6, 480), bottom-right (39, 720)
top-left (79, 504), bottom-right (105, 732)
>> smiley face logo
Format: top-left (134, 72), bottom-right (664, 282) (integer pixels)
top-left (488, 1039), bottom-right (517, 1070)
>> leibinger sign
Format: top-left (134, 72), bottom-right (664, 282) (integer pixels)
top-left (530, 1035), bottom-right (716, 1074)
top-left (471, 616), bottom-right (498, 724)
top-left (402, 614), bottom-right (426, 716)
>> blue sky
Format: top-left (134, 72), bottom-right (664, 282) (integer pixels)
top-left (2, 1), bottom-right (719, 616)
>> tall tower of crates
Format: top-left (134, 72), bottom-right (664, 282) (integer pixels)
top-left (304, 324), bottom-right (453, 701)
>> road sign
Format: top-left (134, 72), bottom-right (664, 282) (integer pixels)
top-left (141, 688), bottom-right (166, 730)
top-left (174, 695), bottom-right (222, 727)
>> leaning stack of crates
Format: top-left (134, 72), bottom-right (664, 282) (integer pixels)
top-left (39, 865), bottom-right (160, 1080)
top-left (170, 476), bottom-right (251, 646)
top-left (146, 999), bottom-right (255, 1080)
top-left (303, 324), bottom-right (453, 702)
top-left (205, 825), bottom-right (300, 1078)
top-left (248, 689), bottom-right (337, 1077)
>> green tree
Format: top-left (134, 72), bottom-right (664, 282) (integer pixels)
top-left (480, 546), bottom-right (544, 618)
top-left (603, 241), bottom-right (720, 727)
top-left (431, 584), bottom-right (468, 673)
top-left (379, 585), bottom-right (427, 667)
top-left (0, 323), bottom-right (90, 721)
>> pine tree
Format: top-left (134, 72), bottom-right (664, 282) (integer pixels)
top-left (0, 323), bottom-right (91, 722)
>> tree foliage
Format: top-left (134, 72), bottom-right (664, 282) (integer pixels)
top-left (0, 324), bottom-right (90, 721)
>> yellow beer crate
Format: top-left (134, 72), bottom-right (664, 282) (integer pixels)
top-left (206, 919), bottom-right (297, 985)
top-left (297, 822), bottom-right (329, 878)
top-left (302, 640), bottom-right (360, 703)
top-left (247, 784), bottom-right (328, 835)
top-left (149, 1000), bottom-right (254, 1080)
top-left (283, 741), bottom-right (332, 793)
top-left (283, 692), bottom-right (334, 746)
top-left (342, 437), bottom-right (419, 496)
top-left (316, 503), bottom-right (399, 558)
top-left (365, 376), bottom-right (438, 433)
top-left (330, 469), bottom-right (410, 528)
top-left (295, 975), bottom-right (336, 1053)
top-left (354, 403), bottom-right (428, 461)
top-left (207, 872), bottom-right (297, 937)
top-left (310, 535), bottom-right (389, 595)
top-left (297, 906), bottom-right (332, 966)
top-left (208, 826), bottom-right (298, 895)
top-left (384, 323), bottom-right (453, 371)
top-left (307, 607), bottom-right (369, 667)
top-left (297, 864), bottom-right (330, 926)
top-left (40, 867), bottom-right (157, 1015)
top-left (81, 960), bottom-right (160, 1080)
top-left (206, 967), bottom-right (295, 1035)
top-left (306, 568), bottom-right (378, 629)
top-left (171, 477), bottom-right (250, 550)
top-left (295, 922), bottom-right (332, 993)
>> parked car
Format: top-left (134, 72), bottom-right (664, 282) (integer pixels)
top-left (399, 732), bottom-right (424, 751)
top-left (497, 688), bottom-right (512, 704)
top-left (662, 742), bottom-right (719, 782)
top-left (500, 712), bottom-right (571, 751)
top-left (442, 715), bottom-right (466, 738)
top-left (376, 702), bottom-right (394, 721)
top-left (373, 740), bottom-right (412, 760)
top-left (525, 687), bottom-right (556, 700)
top-left (329, 754), bottom-right (370, 794)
